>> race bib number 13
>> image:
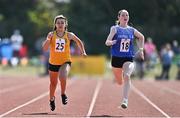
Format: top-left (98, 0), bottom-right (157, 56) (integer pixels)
top-left (55, 39), bottom-right (65, 52)
top-left (120, 39), bottom-right (130, 52)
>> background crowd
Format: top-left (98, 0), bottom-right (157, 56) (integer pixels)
top-left (0, 0), bottom-right (180, 80)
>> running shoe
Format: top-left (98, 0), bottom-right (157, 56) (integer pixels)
top-left (49, 97), bottom-right (55, 111)
top-left (121, 98), bottom-right (128, 109)
top-left (61, 94), bottom-right (68, 105)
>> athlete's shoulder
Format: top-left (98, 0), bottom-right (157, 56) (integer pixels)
top-left (110, 25), bottom-right (118, 33)
top-left (67, 31), bottom-right (75, 40)
top-left (110, 25), bottom-right (118, 30)
top-left (127, 26), bottom-right (136, 32)
top-left (67, 31), bottom-right (74, 35)
top-left (127, 25), bottom-right (134, 29)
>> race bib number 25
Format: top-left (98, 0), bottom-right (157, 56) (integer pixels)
top-left (120, 39), bottom-right (130, 52)
top-left (55, 38), bottom-right (65, 52)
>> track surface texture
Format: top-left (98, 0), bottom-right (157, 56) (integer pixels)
top-left (0, 75), bottom-right (180, 118)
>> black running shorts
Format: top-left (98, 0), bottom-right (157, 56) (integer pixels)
top-left (48, 62), bottom-right (71, 72)
top-left (111, 56), bottom-right (133, 68)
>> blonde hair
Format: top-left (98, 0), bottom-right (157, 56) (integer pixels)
top-left (53, 15), bottom-right (68, 31)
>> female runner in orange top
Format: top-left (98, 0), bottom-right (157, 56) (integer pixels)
top-left (42, 15), bottom-right (87, 111)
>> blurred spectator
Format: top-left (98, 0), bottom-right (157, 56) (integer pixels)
top-left (11, 29), bottom-right (23, 58)
top-left (35, 37), bottom-right (44, 55)
top-left (134, 54), bottom-right (145, 79)
top-left (134, 46), bottom-right (145, 79)
top-left (172, 40), bottom-right (180, 54)
top-left (19, 43), bottom-right (28, 66)
top-left (41, 50), bottom-right (49, 76)
top-left (0, 38), bottom-right (2, 60)
top-left (0, 38), bottom-right (13, 66)
top-left (35, 37), bottom-right (49, 76)
top-left (144, 37), bottom-right (158, 70)
top-left (172, 40), bottom-right (180, 80)
top-left (19, 43), bottom-right (28, 58)
top-left (156, 43), bottom-right (174, 80)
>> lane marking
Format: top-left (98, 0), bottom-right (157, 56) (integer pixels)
top-left (0, 79), bottom-right (74, 117)
top-left (0, 78), bottom-right (48, 94)
top-left (86, 80), bottom-right (102, 118)
top-left (132, 85), bottom-right (171, 118)
top-left (0, 92), bottom-right (49, 118)
top-left (163, 87), bottom-right (180, 96)
top-left (146, 81), bottom-right (180, 97)
top-left (0, 84), bottom-right (33, 94)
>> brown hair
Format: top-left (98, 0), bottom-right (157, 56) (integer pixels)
top-left (116, 10), bottom-right (123, 25)
top-left (53, 15), bottom-right (68, 31)
top-left (116, 9), bottom-right (129, 25)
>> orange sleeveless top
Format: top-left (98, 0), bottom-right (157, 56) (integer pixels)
top-left (49, 31), bottom-right (72, 65)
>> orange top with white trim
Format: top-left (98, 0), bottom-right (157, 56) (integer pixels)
top-left (49, 31), bottom-right (71, 65)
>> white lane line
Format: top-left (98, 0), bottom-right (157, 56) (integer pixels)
top-left (0, 92), bottom-right (49, 118)
top-left (146, 81), bottom-right (180, 97)
top-left (0, 79), bottom-right (75, 118)
top-left (132, 85), bottom-right (171, 118)
top-left (163, 87), bottom-right (180, 96)
top-left (86, 80), bottom-right (102, 118)
top-left (0, 78), bottom-right (48, 94)
top-left (0, 84), bottom-right (31, 94)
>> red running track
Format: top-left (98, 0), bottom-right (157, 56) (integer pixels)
top-left (0, 75), bottom-right (180, 117)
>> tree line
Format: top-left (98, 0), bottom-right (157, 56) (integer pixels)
top-left (0, 0), bottom-right (180, 55)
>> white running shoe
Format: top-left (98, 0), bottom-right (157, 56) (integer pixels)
top-left (121, 98), bottom-right (128, 109)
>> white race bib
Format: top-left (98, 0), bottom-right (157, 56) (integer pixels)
top-left (120, 39), bottom-right (130, 52)
top-left (55, 38), bottom-right (65, 52)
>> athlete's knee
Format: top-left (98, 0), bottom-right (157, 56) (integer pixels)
top-left (117, 81), bottom-right (123, 85)
top-left (123, 62), bottom-right (134, 78)
top-left (60, 69), bottom-right (69, 78)
top-left (60, 73), bottom-right (68, 79)
top-left (115, 77), bottom-right (123, 85)
top-left (123, 71), bottom-right (130, 78)
top-left (123, 73), bottom-right (130, 82)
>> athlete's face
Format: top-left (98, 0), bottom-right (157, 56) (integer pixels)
top-left (118, 10), bottom-right (129, 25)
top-left (55, 18), bottom-right (66, 31)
